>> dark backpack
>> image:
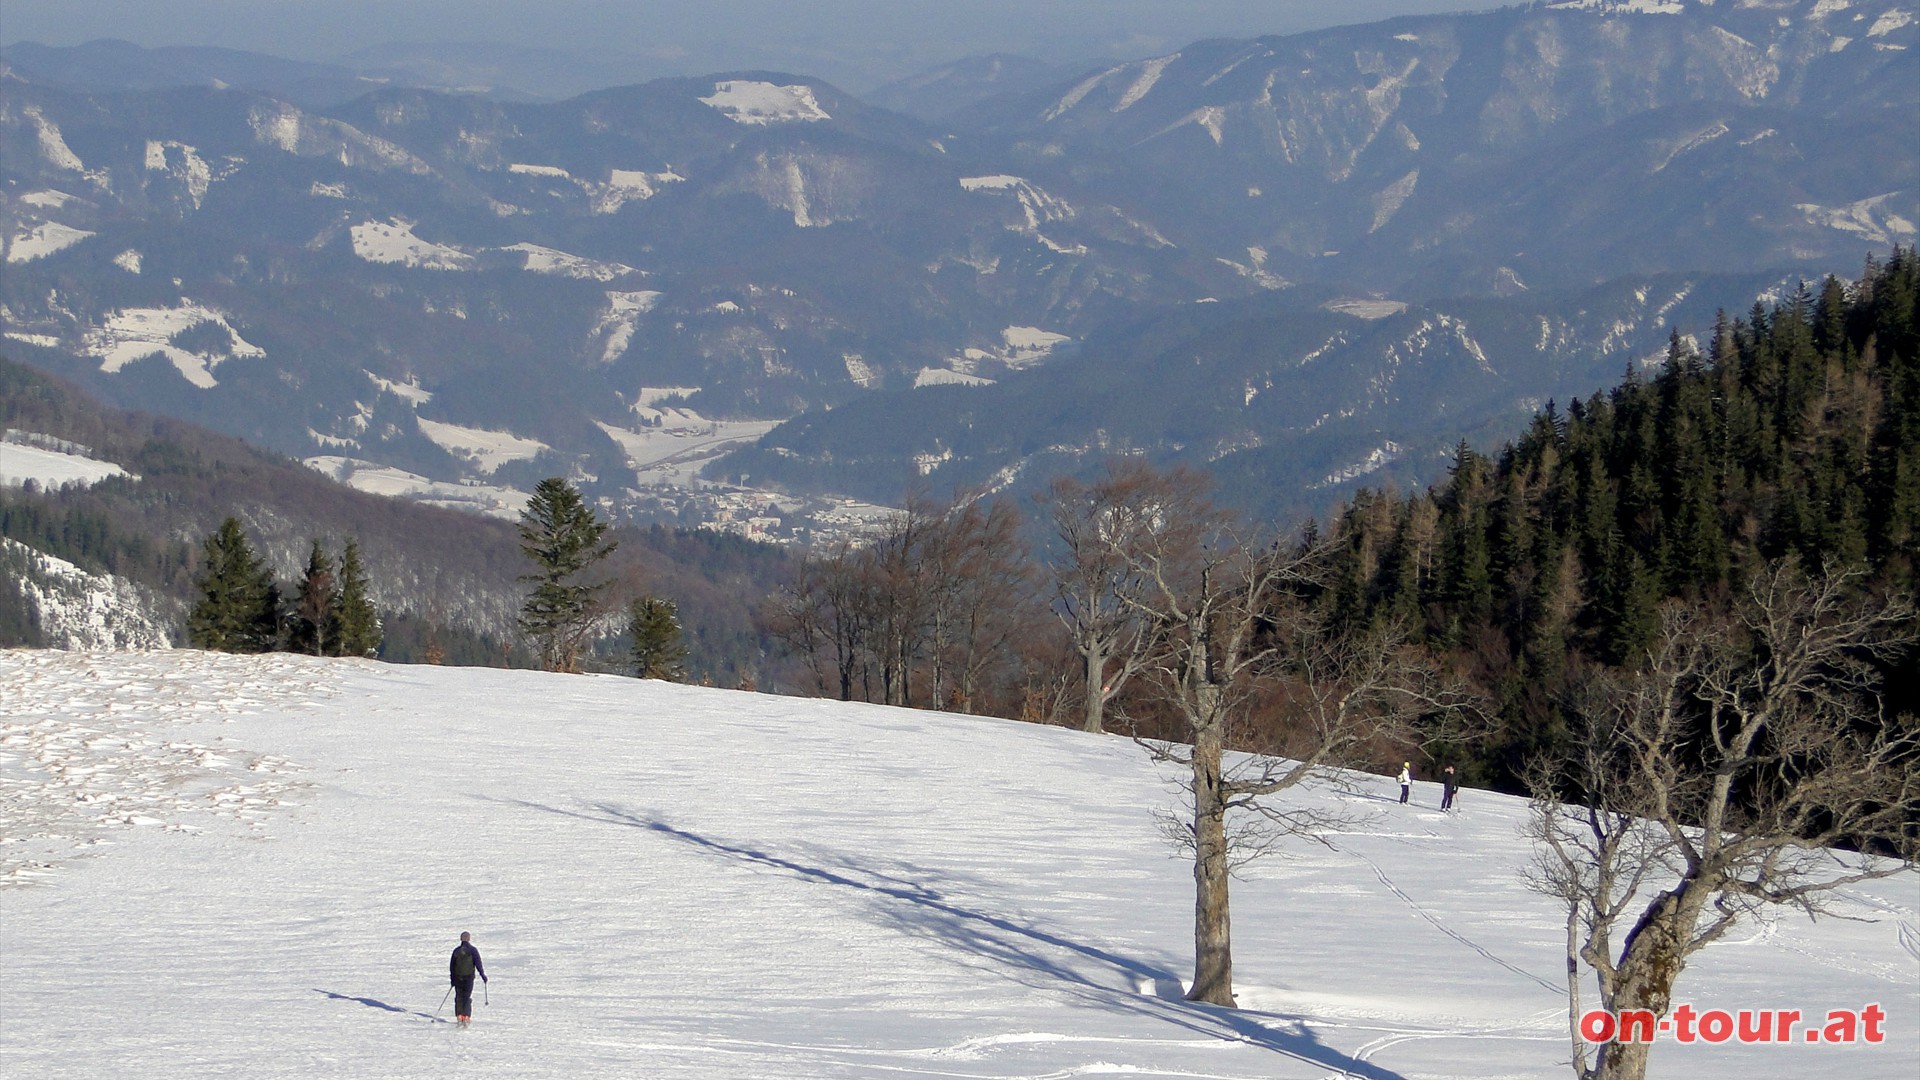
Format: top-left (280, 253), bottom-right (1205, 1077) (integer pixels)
top-left (452, 945), bottom-right (477, 982)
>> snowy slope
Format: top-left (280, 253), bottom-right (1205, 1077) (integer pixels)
top-left (0, 650), bottom-right (1913, 1079)
top-left (0, 441), bottom-right (127, 489)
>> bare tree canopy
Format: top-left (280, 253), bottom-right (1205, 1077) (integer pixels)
top-left (1100, 468), bottom-right (1474, 1007)
top-left (768, 490), bottom-right (1034, 712)
top-left (1042, 461), bottom-right (1219, 734)
top-left (1526, 558), bottom-right (1918, 1080)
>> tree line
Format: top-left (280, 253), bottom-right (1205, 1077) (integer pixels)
top-left (186, 518), bottom-right (380, 657)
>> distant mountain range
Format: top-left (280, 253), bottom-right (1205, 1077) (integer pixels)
top-left (2, 0), bottom-right (1913, 527)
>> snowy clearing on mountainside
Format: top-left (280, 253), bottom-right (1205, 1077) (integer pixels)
top-left (699, 81), bottom-right (831, 125)
top-left (302, 457), bottom-right (529, 519)
top-left (0, 440), bottom-right (127, 489)
top-left (0, 650), bottom-right (1912, 1079)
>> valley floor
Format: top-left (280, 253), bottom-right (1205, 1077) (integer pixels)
top-left (1, 650), bottom-right (1914, 1079)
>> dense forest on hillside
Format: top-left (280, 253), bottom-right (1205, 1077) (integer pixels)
top-left (0, 358), bottom-right (793, 681)
top-left (1320, 249), bottom-right (1919, 788)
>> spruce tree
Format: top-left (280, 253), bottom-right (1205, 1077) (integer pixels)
top-left (518, 477), bottom-right (617, 672)
top-left (288, 540), bottom-right (337, 656)
top-left (333, 538), bottom-right (380, 657)
top-left (627, 596), bottom-right (688, 681)
top-left (187, 517), bottom-right (278, 653)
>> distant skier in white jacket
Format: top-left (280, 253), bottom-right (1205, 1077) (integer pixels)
top-left (1397, 762), bottom-right (1412, 804)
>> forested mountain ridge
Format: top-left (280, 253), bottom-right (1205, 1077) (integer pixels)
top-left (1320, 248), bottom-right (1920, 787)
top-left (716, 265), bottom-right (1821, 524)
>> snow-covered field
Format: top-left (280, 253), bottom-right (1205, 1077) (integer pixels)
top-left (1, 650), bottom-right (1913, 1080)
top-left (301, 457), bottom-right (530, 520)
top-left (0, 442), bottom-right (126, 489)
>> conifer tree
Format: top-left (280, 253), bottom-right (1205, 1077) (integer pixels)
top-left (333, 538), bottom-right (381, 657)
top-left (517, 477), bottom-right (617, 672)
top-left (187, 517), bottom-right (278, 653)
top-left (288, 540), bottom-right (337, 656)
top-left (627, 596), bottom-right (688, 681)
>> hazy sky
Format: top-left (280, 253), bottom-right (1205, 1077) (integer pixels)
top-left (9, 1), bottom-right (1479, 87)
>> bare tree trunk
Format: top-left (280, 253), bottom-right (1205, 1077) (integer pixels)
top-left (1188, 715), bottom-right (1234, 1006)
top-left (1591, 891), bottom-right (1698, 1080)
top-left (1081, 642), bottom-right (1107, 733)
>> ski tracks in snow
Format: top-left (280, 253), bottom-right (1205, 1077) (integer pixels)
top-left (0, 650), bottom-right (335, 887)
top-left (1331, 839), bottom-right (1564, 996)
top-left (635, 1029), bottom-right (1329, 1080)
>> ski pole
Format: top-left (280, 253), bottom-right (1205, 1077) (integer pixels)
top-left (435, 985), bottom-right (452, 1020)
top-left (484, 980), bottom-right (489, 1006)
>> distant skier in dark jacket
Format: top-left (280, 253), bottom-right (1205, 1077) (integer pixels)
top-left (1440, 765), bottom-right (1458, 812)
top-left (450, 931), bottom-right (486, 1026)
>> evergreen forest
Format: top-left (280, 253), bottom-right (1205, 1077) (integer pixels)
top-left (1319, 250), bottom-right (1919, 789)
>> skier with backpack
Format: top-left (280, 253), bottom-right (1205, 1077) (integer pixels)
top-left (449, 931), bottom-right (487, 1027)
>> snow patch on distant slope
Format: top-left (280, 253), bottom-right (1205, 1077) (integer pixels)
top-left (143, 141), bottom-right (232, 208)
top-left (1044, 67), bottom-right (1112, 121)
top-left (1369, 171), bottom-right (1419, 232)
top-left (958, 175), bottom-right (1080, 251)
top-left (415, 419), bottom-right (549, 475)
top-left (1158, 105), bottom-right (1226, 145)
top-left (1114, 54), bottom-right (1179, 112)
top-left (942, 326), bottom-right (1071, 378)
top-left (594, 168), bottom-right (685, 214)
top-left (0, 437), bottom-right (128, 490)
top-left (23, 107), bottom-right (87, 174)
top-left (1868, 9), bottom-right (1914, 35)
top-left (1548, 0), bottom-right (1685, 12)
top-left (1653, 122), bottom-right (1730, 173)
top-left (1001, 326), bottom-right (1070, 363)
top-left (593, 290), bottom-right (663, 363)
top-left (503, 243), bottom-right (637, 281)
top-left (1312, 442), bottom-right (1405, 489)
top-left (365, 371), bottom-right (432, 406)
top-left (303, 457), bottom-right (528, 519)
top-left (247, 103), bottom-right (429, 173)
top-left (1216, 247), bottom-right (1287, 290)
top-left (19, 190), bottom-right (78, 209)
top-left (349, 220), bottom-right (474, 270)
top-left (1795, 193), bottom-right (1918, 245)
top-left (1325, 298), bottom-right (1409, 319)
top-left (596, 412), bottom-right (781, 487)
top-left (83, 303), bottom-right (265, 389)
top-left (914, 367), bottom-right (996, 388)
top-left (700, 81), bottom-right (830, 125)
top-left (6, 222), bottom-right (95, 264)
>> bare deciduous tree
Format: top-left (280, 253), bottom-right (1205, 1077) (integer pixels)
top-left (771, 492), bottom-right (1034, 712)
top-left (1044, 462), bottom-right (1205, 734)
top-left (769, 540), bottom-right (873, 701)
top-left (921, 496), bottom-right (1033, 713)
top-left (1526, 559), bottom-right (1918, 1080)
top-left (1108, 474), bottom-right (1470, 1007)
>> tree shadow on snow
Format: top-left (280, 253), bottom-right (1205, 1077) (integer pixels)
top-left (313, 988), bottom-right (445, 1022)
top-left (495, 797), bottom-right (1407, 1080)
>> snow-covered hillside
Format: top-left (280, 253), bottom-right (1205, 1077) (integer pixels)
top-left (1, 650), bottom-right (1913, 1079)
